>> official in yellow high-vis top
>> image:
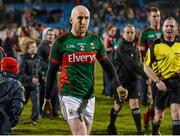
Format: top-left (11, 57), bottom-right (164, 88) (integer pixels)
top-left (144, 17), bottom-right (180, 135)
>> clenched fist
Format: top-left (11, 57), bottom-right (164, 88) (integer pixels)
top-left (42, 99), bottom-right (52, 119)
top-left (116, 86), bottom-right (128, 101)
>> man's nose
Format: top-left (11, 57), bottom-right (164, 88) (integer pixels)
top-left (81, 18), bottom-right (87, 24)
top-left (128, 33), bottom-right (133, 37)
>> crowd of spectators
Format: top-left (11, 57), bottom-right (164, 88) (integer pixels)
top-left (0, 0), bottom-right (179, 36)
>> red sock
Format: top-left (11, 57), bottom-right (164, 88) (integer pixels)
top-left (144, 108), bottom-right (151, 121)
top-left (150, 109), bottom-right (155, 119)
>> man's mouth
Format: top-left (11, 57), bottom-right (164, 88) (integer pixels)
top-left (167, 31), bottom-right (172, 34)
top-left (80, 26), bottom-right (86, 28)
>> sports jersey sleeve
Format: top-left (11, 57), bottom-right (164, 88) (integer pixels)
top-left (96, 36), bottom-right (107, 62)
top-left (144, 49), bottom-right (152, 66)
top-left (50, 39), bottom-right (62, 65)
top-left (144, 40), bottom-right (157, 66)
top-left (138, 31), bottom-right (147, 48)
top-left (138, 30), bottom-right (149, 59)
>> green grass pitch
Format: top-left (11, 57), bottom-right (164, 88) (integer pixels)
top-left (13, 62), bottom-right (172, 135)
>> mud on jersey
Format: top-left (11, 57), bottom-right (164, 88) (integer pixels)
top-left (50, 32), bottom-right (107, 99)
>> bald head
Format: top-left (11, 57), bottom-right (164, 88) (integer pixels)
top-left (70, 5), bottom-right (90, 36)
top-left (163, 17), bottom-right (177, 28)
top-left (71, 5), bottom-right (90, 18)
top-left (162, 17), bottom-right (178, 41)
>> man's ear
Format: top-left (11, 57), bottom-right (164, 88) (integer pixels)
top-left (70, 17), bottom-right (73, 24)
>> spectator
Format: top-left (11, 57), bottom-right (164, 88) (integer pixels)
top-left (3, 28), bottom-right (19, 59)
top-left (0, 38), bottom-right (6, 62)
top-left (19, 40), bottom-right (41, 125)
top-left (0, 57), bottom-right (24, 134)
top-left (102, 24), bottom-right (117, 97)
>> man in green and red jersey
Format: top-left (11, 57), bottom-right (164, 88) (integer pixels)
top-left (139, 7), bottom-right (162, 59)
top-left (138, 7), bottom-right (163, 130)
top-left (42, 5), bottom-right (127, 135)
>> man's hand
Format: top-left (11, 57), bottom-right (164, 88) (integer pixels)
top-left (155, 80), bottom-right (167, 91)
top-left (146, 78), bottom-right (152, 85)
top-left (176, 70), bottom-right (180, 77)
top-left (32, 77), bottom-right (39, 85)
top-left (116, 86), bottom-right (128, 101)
top-left (42, 99), bottom-right (52, 118)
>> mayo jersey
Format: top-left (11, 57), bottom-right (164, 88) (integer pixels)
top-left (50, 32), bottom-right (107, 99)
top-left (139, 28), bottom-right (162, 53)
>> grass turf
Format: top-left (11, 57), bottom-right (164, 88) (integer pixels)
top-left (13, 62), bottom-right (172, 135)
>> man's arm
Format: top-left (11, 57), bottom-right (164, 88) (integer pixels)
top-left (144, 64), bottom-right (166, 91)
top-left (99, 58), bottom-right (128, 101)
top-left (99, 58), bottom-right (119, 85)
top-left (96, 35), bottom-right (128, 101)
top-left (45, 62), bottom-right (59, 99)
top-left (42, 62), bottom-right (59, 118)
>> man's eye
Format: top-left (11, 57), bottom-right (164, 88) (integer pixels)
top-left (78, 16), bottom-right (83, 20)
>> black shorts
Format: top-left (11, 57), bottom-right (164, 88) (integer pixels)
top-left (123, 80), bottom-right (139, 99)
top-left (154, 76), bottom-right (180, 109)
top-left (115, 80), bottom-right (139, 104)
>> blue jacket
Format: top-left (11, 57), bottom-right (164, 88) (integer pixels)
top-left (0, 72), bottom-right (24, 134)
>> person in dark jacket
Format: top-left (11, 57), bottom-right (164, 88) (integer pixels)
top-left (37, 28), bottom-right (59, 118)
top-left (19, 40), bottom-right (41, 125)
top-left (0, 38), bottom-right (6, 62)
top-left (107, 24), bottom-right (150, 135)
top-left (0, 57), bottom-right (24, 134)
top-left (3, 29), bottom-right (19, 59)
top-left (0, 47), bottom-right (6, 60)
top-left (0, 46), bottom-right (6, 67)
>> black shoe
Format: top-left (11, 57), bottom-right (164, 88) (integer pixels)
top-left (107, 125), bottom-right (118, 135)
top-left (31, 120), bottom-right (38, 125)
top-left (154, 130), bottom-right (161, 135)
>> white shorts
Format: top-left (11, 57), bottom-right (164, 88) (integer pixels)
top-left (59, 96), bottom-right (95, 124)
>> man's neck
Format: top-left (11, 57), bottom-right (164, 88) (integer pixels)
top-left (164, 36), bottom-right (175, 42)
top-left (71, 29), bottom-right (86, 38)
top-left (151, 24), bottom-right (160, 30)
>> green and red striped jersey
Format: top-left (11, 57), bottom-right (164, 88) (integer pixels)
top-left (50, 32), bottom-right (107, 99)
top-left (139, 28), bottom-right (162, 53)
